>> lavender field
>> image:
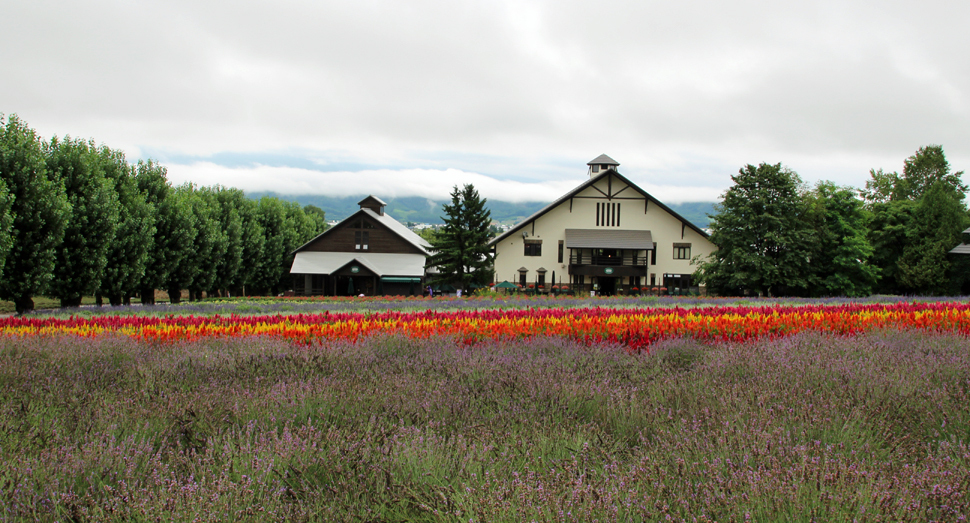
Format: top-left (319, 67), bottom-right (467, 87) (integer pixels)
top-left (2, 330), bottom-right (969, 521)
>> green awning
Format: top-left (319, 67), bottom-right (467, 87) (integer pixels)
top-left (381, 277), bottom-right (422, 283)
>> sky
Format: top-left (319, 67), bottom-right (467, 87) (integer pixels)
top-left (2, 0), bottom-right (968, 204)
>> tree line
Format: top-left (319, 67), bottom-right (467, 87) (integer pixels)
top-left (696, 145), bottom-right (969, 297)
top-left (0, 114), bottom-right (326, 313)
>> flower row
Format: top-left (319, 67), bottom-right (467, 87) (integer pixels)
top-left (3, 302), bottom-right (970, 349)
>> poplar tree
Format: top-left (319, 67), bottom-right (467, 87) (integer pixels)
top-left (46, 136), bottom-right (121, 307)
top-left (427, 184), bottom-right (494, 290)
top-left (138, 162), bottom-right (195, 304)
top-left (98, 147), bottom-right (155, 306)
top-left (0, 115), bottom-right (70, 313)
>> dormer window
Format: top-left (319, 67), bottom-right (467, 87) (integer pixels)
top-left (591, 165), bottom-right (600, 173)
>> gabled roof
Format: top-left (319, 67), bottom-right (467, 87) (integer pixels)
top-left (588, 154), bottom-right (619, 166)
top-left (488, 168), bottom-right (709, 246)
top-left (291, 206), bottom-right (431, 255)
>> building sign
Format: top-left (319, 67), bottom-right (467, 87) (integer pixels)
top-left (604, 267), bottom-right (614, 275)
top-left (351, 266), bottom-right (360, 274)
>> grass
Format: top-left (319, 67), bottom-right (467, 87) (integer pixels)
top-left (0, 296), bottom-right (145, 314)
top-left (1, 330), bottom-right (969, 521)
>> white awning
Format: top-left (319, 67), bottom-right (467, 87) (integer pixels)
top-left (290, 252), bottom-right (427, 277)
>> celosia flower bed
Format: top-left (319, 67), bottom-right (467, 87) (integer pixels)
top-left (4, 301), bottom-right (970, 349)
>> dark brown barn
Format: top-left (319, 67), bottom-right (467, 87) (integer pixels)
top-left (289, 196), bottom-right (431, 296)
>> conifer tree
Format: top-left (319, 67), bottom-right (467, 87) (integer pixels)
top-left (428, 184), bottom-right (494, 290)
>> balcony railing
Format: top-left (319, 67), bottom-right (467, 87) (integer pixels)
top-left (569, 253), bottom-right (647, 266)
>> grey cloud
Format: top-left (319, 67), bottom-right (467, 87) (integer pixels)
top-left (1, 0), bottom-right (967, 195)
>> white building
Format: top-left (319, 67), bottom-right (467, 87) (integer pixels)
top-left (489, 155), bottom-right (716, 295)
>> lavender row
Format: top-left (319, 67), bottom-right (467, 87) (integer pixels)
top-left (1, 332), bottom-right (968, 520)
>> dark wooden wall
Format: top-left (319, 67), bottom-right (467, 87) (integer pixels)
top-left (299, 212), bottom-right (425, 255)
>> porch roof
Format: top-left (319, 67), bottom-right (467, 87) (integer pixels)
top-left (565, 229), bottom-right (654, 250)
top-left (290, 252), bottom-right (426, 277)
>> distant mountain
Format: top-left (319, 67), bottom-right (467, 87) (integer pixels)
top-left (248, 192), bottom-right (716, 229)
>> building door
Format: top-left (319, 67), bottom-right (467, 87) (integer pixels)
top-left (600, 277), bottom-right (616, 296)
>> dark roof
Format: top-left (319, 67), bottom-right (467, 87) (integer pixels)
top-left (587, 154), bottom-right (619, 166)
top-left (565, 229), bottom-right (654, 250)
top-left (291, 207), bottom-right (430, 255)
top-left (358, 195), bottom-right (387, 207)
top-left (488, 168), bottom-right (710, 246)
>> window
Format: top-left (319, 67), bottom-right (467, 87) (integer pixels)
top-left (651, 242), bottom-right (657, 265)
top-left (353, 219), bottom-right (373, 250)
top-left (558, 241), bottom-right (564, 263)
top-left (538, 274), bottom-right (546, 288)
top-left (524, 240), bottom-right (542, 256)
top-left (592, 165), bottom-right (599, 173)
top-left (519, 272), bottom-right (527, 286)
top-left (673, 243), bottom-right (691, 260)
top-left (355, 231), bottom-right (369, 250)
top-left (596, 202), bottom-right (620, 227)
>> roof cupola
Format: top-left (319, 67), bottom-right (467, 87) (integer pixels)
top-left (587, 154), bottom-right (619, 177)
top-left (358, 195), bottom-right (387, 216)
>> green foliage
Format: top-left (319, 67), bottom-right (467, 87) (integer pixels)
top-left (202, 186), bottom-right (244, 295)
top-left (897, 182), bottom-right (970, 294)
top-left (252, 197), bottom-right (289, 295)
top-left (45, 136), bottom-right (121, 307)
top-left (176, 184), bottom-right (228, 301)
top-left (865, 146), bottom-right (968, 295)
top-left (278, 200), bottom-right (325, 292)
top-left (427, 184), bottom-right (494, 289)
top-left (98, 147), bottom-right (154, 306)
top-left (867, 200), bottom-right (916, 294)
top-left (804, 182), bottom-right (878, 296)
top-left (696, 163), bottom-right (813, 296)
top-left (153, 183), bottom-right (197, 304)
top-left (0, 114), bottom-right (70, 313)
top-left (863, 145), bottom-right (967, 203)
top-left (233, 196), bottom-right (265, 294)
top-left (0, 177), bottom-right (13, 280)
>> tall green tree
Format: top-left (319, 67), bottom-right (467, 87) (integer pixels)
top-left (864, 145), bottom-right (968, 294)
top-left (137, 162), bottom-right (195, 304)
top-left (863, 145), bottom-right (967, 203)
top-left (695, 163), bottom-right (813, 297)
top-left (206, 187), bottom-right (245, 296)
top-left (896, 181), bottom-right (969, 294)
top-left (427, 184), bottom-right (494, 290)
top-left (97, 147), bottom-right (155, 306)
top-left (0, 115), bottom-right (70, 314)
top-left (0, 178), bottom-right (13, 280)
top-left (804, 182), bottom-right (878, 296)
top-left (252, 196), bottom-right (288, 295)
top-left (46, 136), bottom-right (121, 307)
top-left (866, 199), bottom-right (916, 294)
top-left (233, 196), bottom-right (265, 296)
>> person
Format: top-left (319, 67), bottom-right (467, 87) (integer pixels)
top-left (456, 289), bottom-right (462, 298)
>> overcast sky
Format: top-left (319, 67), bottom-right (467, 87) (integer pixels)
top-left (3, 0), bottom-right (968, 203)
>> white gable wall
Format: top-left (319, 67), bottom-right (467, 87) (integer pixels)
top-left (493, 174), bottom-right (715, 290)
